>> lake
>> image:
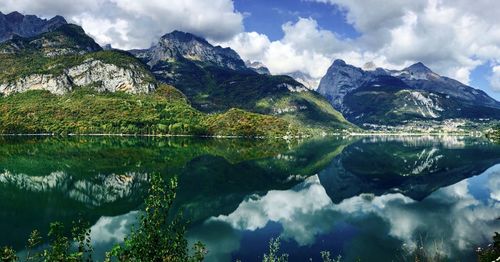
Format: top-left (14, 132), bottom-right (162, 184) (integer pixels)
top-left (0, 136), bottom-right (499, 261)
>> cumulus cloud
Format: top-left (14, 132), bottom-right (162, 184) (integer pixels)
top-left (490, 66), bottom-right (500, 91)
top-left (0, 0), bottom-right (244, 49)
top-left (219, 18), bottom-right (345, 84)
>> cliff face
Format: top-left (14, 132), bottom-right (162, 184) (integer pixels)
top-left (0, 59), bottom-right (155, 95)
top-left (0, 24), bottom-right (156, 96)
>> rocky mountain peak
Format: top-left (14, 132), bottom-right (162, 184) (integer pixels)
top-left (48, 15), bottom-right (67, 25)
top-left (318, 60), bottom-right (367, 111)
top-left (161, 30), bottom-right (210, 45)
top-left (135, 30), bottom-right (246, 70)
top-left (318, 59), bottom-right (500, 125)
top-left (0, 11), bottom-right (67, 42)
top-left (332, 59), bottom-right (347, 66)
top-left (5, 11), bottom-right (24, 23)
top-left (405, 62), bottom-right (433, 74)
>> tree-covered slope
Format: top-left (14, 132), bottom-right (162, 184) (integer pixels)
top-left (0, 85), bottom-right (300, 137)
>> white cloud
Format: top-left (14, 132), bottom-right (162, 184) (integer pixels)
top-left (218, 18), bottom-right (343, 86)
top-left (281, 17), bottom-right (348, 54)
top-left (490, 66), bottom-right (500, 91)
top-left (219, 0), bottom-right (500, 91)
top-left (220, 31), bottom-right (271, 62)
top-left (0, 0), bottom-right (244, 49)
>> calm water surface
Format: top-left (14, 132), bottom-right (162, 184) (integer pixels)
top-left (0, 136), bottom-right (499, 261)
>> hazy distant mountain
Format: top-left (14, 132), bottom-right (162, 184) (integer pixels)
top-left (287, 71), bottom-right (319, 90)
top-left (245, 60), bottom-right (271, 75)
top-left (0, 11), bottom-right (67, 42)
top-left (318, 59), bottom-right (500, 125)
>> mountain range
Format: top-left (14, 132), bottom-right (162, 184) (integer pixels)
top-left (0, 13), bottom-right (352, 136)
top-left (0, 11), bottom-right (498, 135)
top-left (318, 59), bottom-right (500, 126)
top-left (130, 30), bottom-right (353, 132)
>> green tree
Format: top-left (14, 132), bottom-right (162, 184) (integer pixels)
top-left (106, 174), bottom-right (206, 262)
top-left (477, 232), bottom-right (500, 262)
top-left (262, 237), bottom-right (288, 262)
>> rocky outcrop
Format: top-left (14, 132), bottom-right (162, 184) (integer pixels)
top-left (0, 11), bottom-right (67, 42)
top-left (0, 58), bottom-right (156, 95)
top-left (317, 60), bottom-right (368, 111)
top-left (131, 30), bottom-right (246, 70)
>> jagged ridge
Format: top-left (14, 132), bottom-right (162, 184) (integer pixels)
top-left (318, 59), bottom-right (500, 125)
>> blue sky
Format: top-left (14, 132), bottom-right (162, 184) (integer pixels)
top-left (233, 0), bottom-right (359, 41)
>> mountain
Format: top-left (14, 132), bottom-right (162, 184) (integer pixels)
top-left (318, 59), bottom-right (500, 126)
top-left (132, 30), bottom-right (246, 70)
top-left (0, 23), bottom-right (155, 95)
top-left (0, 11), bottom-right (67, 42)
top-left (0, 18), bottom-right (303, 137)
top-left (287, 71), bottom-right (319, 90)
top-left (131, 31), bottom-right (354, 133)
top-left (245, 60), bottom-right (271, 75)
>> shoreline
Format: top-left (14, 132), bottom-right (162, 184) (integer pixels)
top-left (0, 131), bottom-right (485, 139)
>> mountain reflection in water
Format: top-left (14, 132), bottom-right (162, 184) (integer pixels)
top-left (0, 136), bottom-right (498, 261)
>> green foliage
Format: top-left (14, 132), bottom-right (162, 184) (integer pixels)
top-left (1, 246), bottom-right (17, 262)
top-left (106, 174), bottom-right (206, 262)
top-left (204, 108), bottom-right (299, 137)
top-left (152, 60), bottom-right (355, 134)
top-left (477, 232), bottom-right (500, 262)
top-left (0, 219), bottom-right (93, 262)
top-left (320, 251), bottom-right (342, 262)
top-left (262, 237), bottom-right (288, 262)
top-left (0, 86), bottom-right (298, 137)
top-left (26, 231), bottom-right (42, 262)
top-left (0, 173), bottom-right (206, 262)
